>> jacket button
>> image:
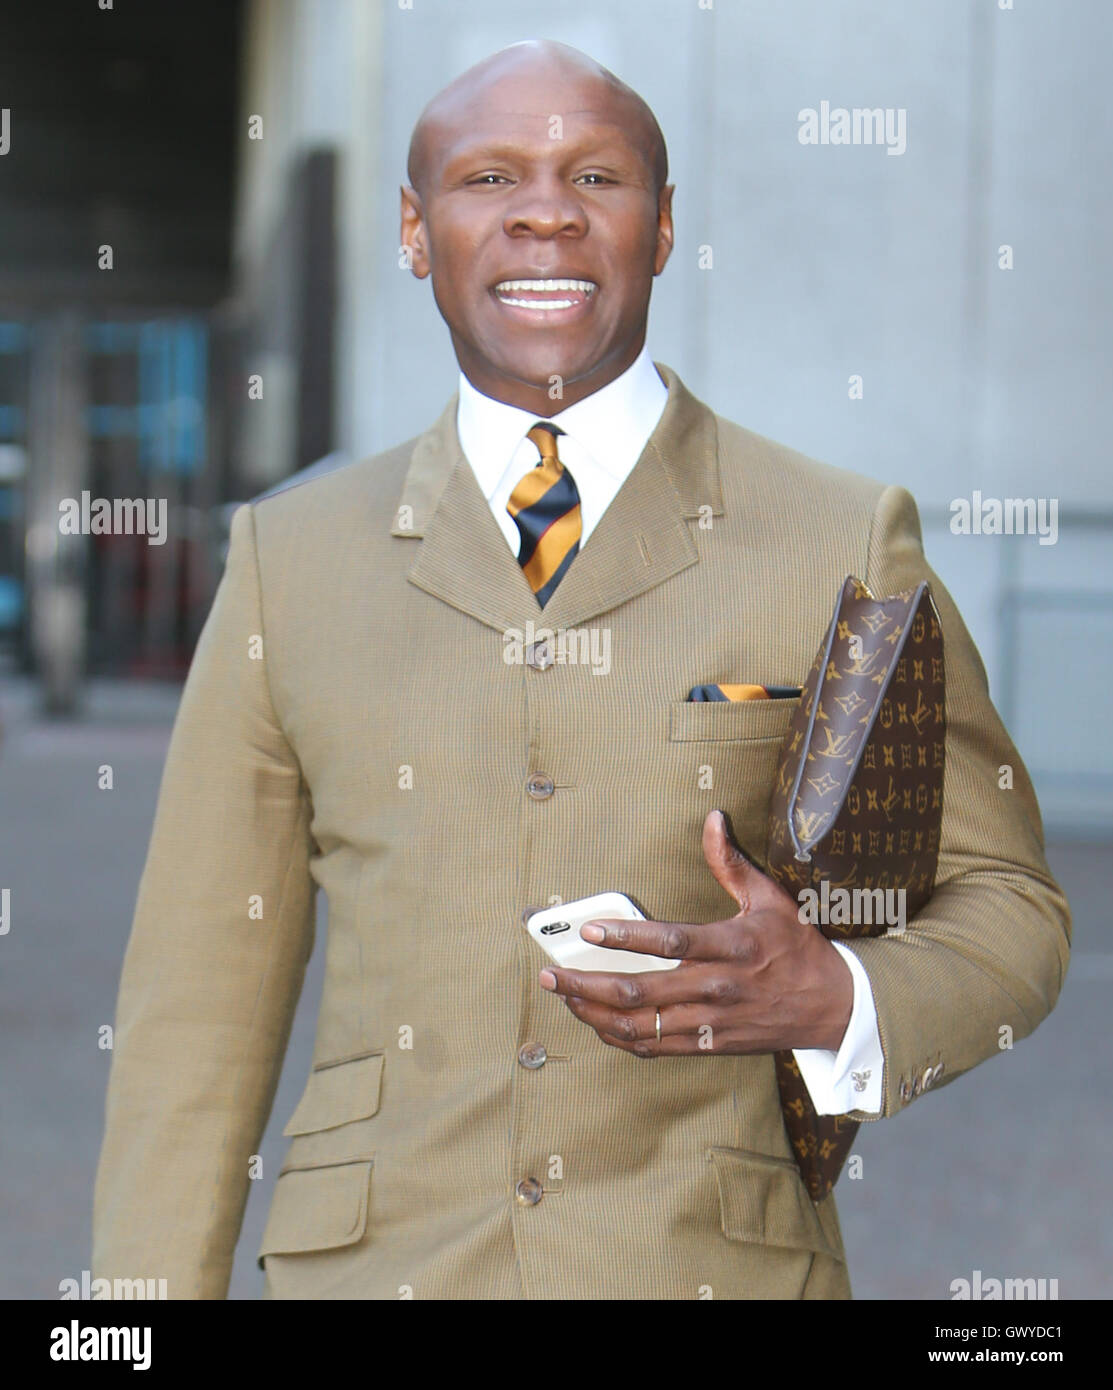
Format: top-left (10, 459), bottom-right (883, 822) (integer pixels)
top-left (526, 641), bottom-right (553, 670)
top-left (526, 773), bottom-right (554, 799)
top-left (518, 1042), bottom-right (548, 1070)
top-left (515, 1178), bottom-right (543, 1206)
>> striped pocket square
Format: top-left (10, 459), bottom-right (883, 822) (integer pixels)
top-left (687, 683), bottom-right (802, 702)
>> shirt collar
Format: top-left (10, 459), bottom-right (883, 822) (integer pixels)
top-left (456, 345), bottom-right (668, 500)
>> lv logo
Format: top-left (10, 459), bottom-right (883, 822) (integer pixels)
top-left (817, 727), bottom-right (855, 759)
top-left (909, 690), bottom-right (931, 735)
top-left (847, 647), bottom-right (884, 676)
top-left (793, 808), bottom-right (830, 842)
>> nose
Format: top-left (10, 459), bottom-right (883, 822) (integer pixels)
top-left (503, 177), bottom-right (587, 239)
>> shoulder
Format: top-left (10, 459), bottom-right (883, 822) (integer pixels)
top-left (709, 409), bottom-right (920, 561)
top-left (714, 411), bottom-right (890, 516)
top-left (252, 435), bottom-right (417, 527)
top-left (658, 364), bottom-right (895, 526)
top-left (238, 434), bottom-right (424, 570)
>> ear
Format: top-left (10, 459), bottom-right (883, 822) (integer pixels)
top-left (653, 183), bottom-right (675, 276)
top-left (400, 185), bottom-right (430, 280)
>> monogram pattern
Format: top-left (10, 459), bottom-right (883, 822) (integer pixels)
top-left (766, 576), bottom-right (946, 1202)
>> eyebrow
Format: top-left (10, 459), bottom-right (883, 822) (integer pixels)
top-left (440, 126), bottom-right (645, 173)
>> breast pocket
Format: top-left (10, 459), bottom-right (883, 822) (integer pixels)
top-left (664, 698), bottom-right (799, 874)
top-left (669, 697), bottom-right (798, 744)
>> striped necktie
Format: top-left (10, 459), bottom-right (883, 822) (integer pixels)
top-left (506, 422), bottom-right (582, 608)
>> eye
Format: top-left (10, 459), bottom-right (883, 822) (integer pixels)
top-left (575, 172), bottom-right (615, 186)
top-left (467, 173), bottom-right (512, 186)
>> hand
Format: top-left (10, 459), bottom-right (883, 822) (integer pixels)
top-left (539, 810), bottom-right (854, 1057)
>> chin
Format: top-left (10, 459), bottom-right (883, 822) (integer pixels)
top-left (494, 346), bottom-right (602, 389)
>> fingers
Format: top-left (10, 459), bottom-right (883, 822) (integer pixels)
top-left (605, 1034), bottom-right (705, 1058)
top-left (563, 994), bottom-right (724, 1046)
top-left (701, 809), bottom-right (784, 915)
top-left (576, 915), bottom-right (755, 966)
top-left (576, 915), bottom-right (699, 959)
top-left (708, 808), bottom-right (763, 871)
top-left (541, 963), bottom-right (678, 1008)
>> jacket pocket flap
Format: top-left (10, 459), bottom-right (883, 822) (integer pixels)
top-left (708, 1147), bottom-right (843, 1261)
top-left (283, 1052), bottom-right (384, 1136)
top-left (670, 697), bottom-right (798, 743)
top-left (257, 1159), bottom-right (373, 1264)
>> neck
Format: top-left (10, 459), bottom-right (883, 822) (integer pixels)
top-left (455, 338), bottom-right (645, 415)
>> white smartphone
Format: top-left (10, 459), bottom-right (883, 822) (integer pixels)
top-left (525, 892), bottom-right (681, 974)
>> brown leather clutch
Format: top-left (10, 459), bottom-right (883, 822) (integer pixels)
top-left (766, 575), bottom-right (946, 1202)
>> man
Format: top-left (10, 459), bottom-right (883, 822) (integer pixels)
top-left (93, 40), bottom-right (1070, 1300)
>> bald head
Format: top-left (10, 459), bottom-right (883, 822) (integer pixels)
top-left (398, 37), bottom-right (676, 414)
top-left (406, 39), bottom-right (668, 198)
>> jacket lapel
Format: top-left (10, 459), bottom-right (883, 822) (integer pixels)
top-left (392, 362), bottom-right (723, 634)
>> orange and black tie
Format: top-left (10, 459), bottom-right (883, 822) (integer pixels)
top-left (507, 422), bottom-right (582, 608)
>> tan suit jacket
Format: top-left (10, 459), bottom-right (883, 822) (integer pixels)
top-left (92, 364), bottom-right (1070, 1299)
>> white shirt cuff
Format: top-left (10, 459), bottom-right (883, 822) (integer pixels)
top-left (791, 942), bottom-right (883, 1115)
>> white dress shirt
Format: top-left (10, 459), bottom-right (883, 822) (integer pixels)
top-left (456, 346), bottom-right (883, 1116)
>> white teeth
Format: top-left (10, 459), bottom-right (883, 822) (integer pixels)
top-left (498, 298), bottom-right (577, 310)
top-left (494, 278), bottom-right (597, 294)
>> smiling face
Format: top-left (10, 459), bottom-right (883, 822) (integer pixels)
top-left (401, 44), bottom-right (674, 414)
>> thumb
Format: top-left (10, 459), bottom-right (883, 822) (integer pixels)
top-left (702, 809), bottom-right (764, 914)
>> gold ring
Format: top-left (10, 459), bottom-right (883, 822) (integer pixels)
top-left (655, 1010), bottom-right (662, 1042)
